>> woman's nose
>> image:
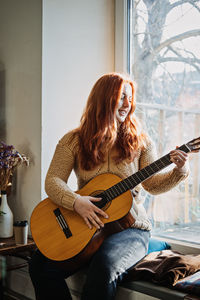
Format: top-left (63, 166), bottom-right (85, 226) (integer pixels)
top-left (123, 97), bottom-right (130, 107)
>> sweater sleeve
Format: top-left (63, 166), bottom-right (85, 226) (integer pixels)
top-left (45, 136), bottom-right (79, 210)
top-left (140, 139), bottom-right (189, 195)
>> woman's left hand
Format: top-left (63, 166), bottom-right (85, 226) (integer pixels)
top-left (170, 148), bottom-right (188, 169)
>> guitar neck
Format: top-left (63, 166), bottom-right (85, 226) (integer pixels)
top-left (103, 143), bottom-right (190, 202)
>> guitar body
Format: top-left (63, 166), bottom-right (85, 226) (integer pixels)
top-left (31, 136), bottom-right (200, 265)
top-left (54, 213), bottom-right (134, 274)
top-left (31, 173), bottom-right (133, 262)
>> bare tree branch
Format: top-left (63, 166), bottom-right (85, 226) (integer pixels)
top-left (169, 0), bottom-right (200, 12)
top-left (168, 45), bottom-right (181, 58)
top-left (159, 56), bottom-right (200, 64)
top-left (191, 2), bottom-right (200, 13)
top-left (158, 56), bottom-right (200, 72)
top-left (169, 45), bottom-right (199, 61)
top-left (154, 29), bottom-right (200, 54)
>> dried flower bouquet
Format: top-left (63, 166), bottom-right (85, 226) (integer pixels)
top-left (0, 141), bottom-right (29, 192)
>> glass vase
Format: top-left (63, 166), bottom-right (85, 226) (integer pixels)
top-left (0, 190), bottom-right (13, 238)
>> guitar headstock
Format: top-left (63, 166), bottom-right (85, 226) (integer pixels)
top-left (186, 137), bottom-right (200, 153)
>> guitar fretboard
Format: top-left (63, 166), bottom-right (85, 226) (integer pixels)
top-left (102, 143), bottom-right (190, 202)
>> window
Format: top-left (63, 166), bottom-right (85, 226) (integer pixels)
top-left (128, 0), bottom-right (200, 244)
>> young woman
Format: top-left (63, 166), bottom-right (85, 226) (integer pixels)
top-left (29, 73), bottom-right (189, 300)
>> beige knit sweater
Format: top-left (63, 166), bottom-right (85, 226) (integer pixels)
top-left (45, 131), bottom-right (189, 231)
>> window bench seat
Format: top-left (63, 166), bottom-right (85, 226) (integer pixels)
top-left (66, 269), bottom-right (200, 300)
top-left (120, 280), bottom-right (198, 300)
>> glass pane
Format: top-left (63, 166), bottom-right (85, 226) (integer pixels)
top-left (130, 0), bottom-right (200, 244)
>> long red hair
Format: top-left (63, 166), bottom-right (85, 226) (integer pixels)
top-left (74, 73), bottom-right (147, 170)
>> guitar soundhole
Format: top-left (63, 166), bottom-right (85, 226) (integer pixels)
top-left (90, 190), bottom-right (111, 211)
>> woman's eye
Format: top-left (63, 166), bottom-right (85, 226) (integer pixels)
top-left (120, 94), bottom-right (132, 103)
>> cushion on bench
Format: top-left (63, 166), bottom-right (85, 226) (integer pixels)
top-left (148, 238), bottom-right (171, 254)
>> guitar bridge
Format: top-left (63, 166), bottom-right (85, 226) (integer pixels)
top-left (53, 208), bottom-right (72, 239)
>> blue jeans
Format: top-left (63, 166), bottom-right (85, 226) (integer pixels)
top-left (29, 228), bottom-right (150, 300)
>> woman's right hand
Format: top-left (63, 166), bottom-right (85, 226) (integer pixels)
top-left (73, 195), bottom-right (109, 229)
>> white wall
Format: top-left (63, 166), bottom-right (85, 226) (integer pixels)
top-left (1, 1), bottom-right (114, 298)
top-left (42, 0), bottom-right (115, 197)
top-left (0, 0), bottom-right (42, 221)
top-left (0, 0), bottom-right (114, 224)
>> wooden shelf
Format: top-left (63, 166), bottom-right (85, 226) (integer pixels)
top-left (0, 237), bottom-right (36, 256)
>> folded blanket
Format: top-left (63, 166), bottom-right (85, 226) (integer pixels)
top-left (126, 250), bottom-right (200, 286)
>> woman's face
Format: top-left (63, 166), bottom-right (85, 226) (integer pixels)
top-left (115, 83), bottom-right (132, 123)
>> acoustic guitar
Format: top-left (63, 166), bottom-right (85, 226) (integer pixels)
top-left (31, 137), bottom-right (200, 266)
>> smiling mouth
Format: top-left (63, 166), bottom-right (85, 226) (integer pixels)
top-left (119, 110), bottom-right (127, 116)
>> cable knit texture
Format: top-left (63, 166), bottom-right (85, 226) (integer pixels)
top-left (45, 131), bottom-right (189, 231)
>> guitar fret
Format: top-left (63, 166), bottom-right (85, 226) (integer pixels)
top-left (158, 159), bottom-right (165, 167)
top-left (163, 155), bottom-right (171, 163)
top-left (138, 171), bottom-right (146, 179)
top-left (112, 185), bottom-right (119, 195)
top-left (117, 183), bottom-right (124, 193)
top-left (107, 184), bottom-right (122, 200)
top-left (149, 164), bottom-right (156, 172)
top-left (143, 168), bottom-right (151, 177)
top-left (179, 144), bottom-right (190, 153)
top-left (123, 179), bottom-right (131, 189)
top-left (106, 190), bottom-right (113, 200)
top-left (155, 163), bottom-right (162, 170)
top-left (127, 177), bottom-right (134, 186)
top-left (133, 176), bottom-right (139, 185)
top-left (120, 182), bottom-right (127, 192)
top-left (111, 186), bottom-right (120, 197)
top-left (145, 165), bottom-right (154, 175)
top-left (117, 182), bottom-right (127, 195)
top-left (152, 162), bottom-right (161, 171)
top-left (134, 173), bottom-right (141, 183)
top-left (137, 172), bottom-right (144, 181)
top-left (109, 188), bottom-right (116, 198)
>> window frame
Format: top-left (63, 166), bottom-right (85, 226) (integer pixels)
top-left (115, 0), bottom-right (131, 73)
top-left (115, 0), bottom-right (200, 254)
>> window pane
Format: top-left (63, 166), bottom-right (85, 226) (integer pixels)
top-left (129, 0), bottom-right (200, 244)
